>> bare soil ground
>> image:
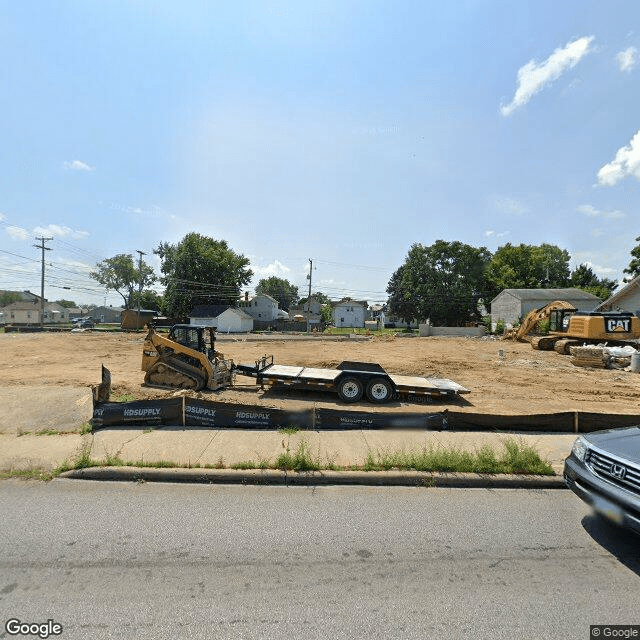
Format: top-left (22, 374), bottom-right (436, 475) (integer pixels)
top-left (1, 331), bottom-right (639, 418)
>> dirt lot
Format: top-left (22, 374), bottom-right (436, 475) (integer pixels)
top-left (1, 330), bottom-right (639, 418)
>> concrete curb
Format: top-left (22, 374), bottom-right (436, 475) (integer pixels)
top-left (59, 466), bottom-right (567, 489)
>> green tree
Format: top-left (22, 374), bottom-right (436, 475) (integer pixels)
top-left (53, 299), bottom-right (77, 308)
top-left (0, 291), bottom-right (22, 307)
top-left (155, 233), bottom-right (252, 317)
top-left (569, 264), bottom-right (617, 301)
top-left (623, 238), bottom-right (640, 282)
top-left (298, 292), bottom-right (332, 324)
top-left (90, 254), bottom-right (157, 309)
top-left (130, 289), bottom-right (164, 312)
top-left (255, 276), bottom-right (299, 311)
top-left (298, 291), bottom-right (331, 306)
top-left (387, 240), bottom-right (492, 326)
top-left (486, 243), bottom-right (570, 293)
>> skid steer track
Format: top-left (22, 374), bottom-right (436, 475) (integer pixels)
top-left (144, 357), bottom-right (207, 391)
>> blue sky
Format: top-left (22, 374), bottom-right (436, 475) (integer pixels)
top-left (1, 1), bottom-right (640, 306)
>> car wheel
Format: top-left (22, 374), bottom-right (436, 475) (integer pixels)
top-left (366, 378), bottom-right (393, 403)
top-left (337, 377), bottom-right (364, 403)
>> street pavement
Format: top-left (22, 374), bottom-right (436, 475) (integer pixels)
top-left (1, 480), bottom-right (638, 640)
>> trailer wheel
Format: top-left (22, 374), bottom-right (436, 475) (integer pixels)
top-left (366, 378), bottom-right (393, 403)
top-left (337, 377), bottom-right (364, 403)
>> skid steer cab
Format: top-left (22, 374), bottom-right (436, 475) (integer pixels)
top-left (141, 324), bottom-right (234, 392)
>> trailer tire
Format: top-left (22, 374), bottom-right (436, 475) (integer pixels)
top-left (337, 377), bottom-right (364, 403)
top-left (366, 378), bottom-right (393, 403)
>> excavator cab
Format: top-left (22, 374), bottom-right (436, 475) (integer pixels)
top-left (548, 309), bottom-right (574, 333)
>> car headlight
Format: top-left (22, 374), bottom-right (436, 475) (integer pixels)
top-left (571, 436), bottom-right (589, 462)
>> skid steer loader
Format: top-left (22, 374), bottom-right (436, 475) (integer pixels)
top-left (141, 324), bottom-right (234, 391)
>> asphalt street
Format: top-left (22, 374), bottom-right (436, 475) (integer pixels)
top-left (0, 480), bottom-right (638, 640)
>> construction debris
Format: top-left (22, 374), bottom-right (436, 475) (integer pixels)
top-left (569, 345), bottom-right (638, 369)
top-left (569, 346), bottom-right (607, 369)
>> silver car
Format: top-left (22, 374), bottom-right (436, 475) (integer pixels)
top-left (564, 426), bottom-right (640, 534)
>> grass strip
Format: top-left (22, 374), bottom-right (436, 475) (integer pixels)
top-left (0, 438), bottom-right (554, 480)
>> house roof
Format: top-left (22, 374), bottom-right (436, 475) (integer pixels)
top-left (0, 290), bottom-right (44, 301)
top-left (596, 275), bottom-right (640, 311)
top-left (189, 304), bottom-right (229, 318)
top-left (1, 300), bottom-right (41, 311)
top-left (121, 308), bottom-right (157, 315)
top-left (330, 298), bottom-right (368, 308)
top-left (91, 306), bottom-right (125, 313)
top-left (491, 288), bottom-right (601, 304)
top-left (220, 307), bottom-right (253, 320)
top-left (241, 293), bottom-right (278, 304)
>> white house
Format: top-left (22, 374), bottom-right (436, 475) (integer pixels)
top-left (238, 293), bottom-right (279, 321)
top-left (331, 298), bottom-right (368, 328)
top-left (189, 305), bottom-right (230, 328)
top-left (597, 275), bottom-right (640, 314)
top-left (217, 308), bottom-right (254, 333)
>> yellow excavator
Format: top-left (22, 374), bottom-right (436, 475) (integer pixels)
top-left (504, 301), bottom-right (640, 354)
top-left (141, 324), bottom-right (234, 391)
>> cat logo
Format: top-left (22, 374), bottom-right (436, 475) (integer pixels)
top-left (605, 318), bottom-right (630, 332)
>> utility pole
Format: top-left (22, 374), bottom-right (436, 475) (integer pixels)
top-left (136, 250), bottom-right (145, 330)
top-left (34, 237), bottom-right (52, 328)
top-left (306, 259), bottom-right (312, 333)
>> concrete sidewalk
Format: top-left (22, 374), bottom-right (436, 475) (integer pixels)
top-left (0, 425), bottom-right (577, 487)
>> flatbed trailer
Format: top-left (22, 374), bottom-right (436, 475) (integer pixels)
top-left (234, 357), bottom-right (469, 404)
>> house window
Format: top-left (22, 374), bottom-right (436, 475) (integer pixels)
top-left (258, 313), bottom-right (261, 318)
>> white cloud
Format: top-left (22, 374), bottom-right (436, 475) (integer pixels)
top-left (596, 130), bottom-right (640, 186)
top-left (576, 204), bottom-right (625, 219)
top-left (501, 36), bottom-right (595, 116)
top-left (57, 257), bottom-right (93, 274)
top-left (494, 197), bottom-right (527, 216)
top-left (63, 160), bottom-right (95, 172)
top-left (483, 229), bottom-right (510, 239)
top-left (251, 259), bottom-right (291, 281)
top-left (33, 224), bottom-right (89, 239)
top-left (0, 212), bottom-right (5, 222)
top-left (617, 46), bottom-right (638, 72)
top-left (571, 253), bottom-right (619, 278)
top-left (6, 226), bottom-right (30, 240)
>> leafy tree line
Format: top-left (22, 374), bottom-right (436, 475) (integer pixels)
top-left (89, 232), bottom-right (637, 325)
top-left (387, 240), bottom-right (621, 327)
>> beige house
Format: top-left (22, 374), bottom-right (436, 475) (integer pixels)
top-left (0, 301), bottom-right (70, 324)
